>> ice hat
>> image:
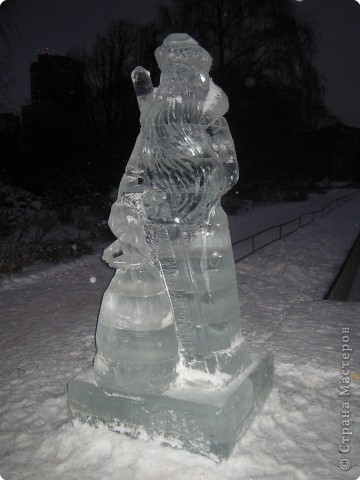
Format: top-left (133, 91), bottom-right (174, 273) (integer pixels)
top-left (155, 33), bottom-right (212, 72)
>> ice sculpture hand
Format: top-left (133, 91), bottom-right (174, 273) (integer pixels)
top-left (131, 66), bottom-right (156, 121)
top-left (102, 240), bottom-right (143, 270)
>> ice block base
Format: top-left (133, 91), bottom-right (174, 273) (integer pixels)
top-left (68, 351), bottom-right (273, 462)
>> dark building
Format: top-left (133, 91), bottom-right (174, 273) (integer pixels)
top-left (30, 54), bottom-right (85, 111)
top-left (0, 113), bottom-right (21, 184)
top-left (0, 113), bottom-right (20, 130)
top-left (22, 54), bottom-right (85, 125)
top-left (20, 54), bottom-right (88, 193)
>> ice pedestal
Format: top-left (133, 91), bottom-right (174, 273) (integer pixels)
top-left (68, 350), bottom-right (273, 462)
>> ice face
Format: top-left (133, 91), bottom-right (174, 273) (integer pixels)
top-left (94, 34), bottom-right (248, 394)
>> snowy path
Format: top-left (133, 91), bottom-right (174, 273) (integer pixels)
top-left (229, 189), bottom-right (359, 262)
top-left (348, 259), bottom-right (360, 302)
top-left (228, 188), bottom-right (356, 241)
top-left (1, 193), bottom-right (360, 480)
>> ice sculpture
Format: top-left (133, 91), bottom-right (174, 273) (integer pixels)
top-left (94, 33), bottom-right (249, 392)
top-left (68, 34), bottom-right (273, 462)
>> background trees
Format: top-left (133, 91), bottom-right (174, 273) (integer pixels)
top-left (86, 21), bottom-right (137, 141)
top-left (156, 0), bottom-right (327, 188)
top-left (0, 0), bottom-right (20, 109)
top-left (65, 20), bottom-right (141, 192)
top-left (14, 0), bottom-right (340, 199)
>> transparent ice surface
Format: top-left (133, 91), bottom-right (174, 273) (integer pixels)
top-left (94, 33), bottom-right (249, 394)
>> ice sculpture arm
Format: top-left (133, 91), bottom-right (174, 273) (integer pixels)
top-left (206, 117), bottom-right (239, 192)
top-left (131, 66), bottom-right (156, 121)
top-left (103, 69), bottom-right (157, 268)
top-left (103, 135), bottom-right (151, 268)
top-left (202, 79), bottom-right (238, 192)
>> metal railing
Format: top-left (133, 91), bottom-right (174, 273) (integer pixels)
top-left (233, 189), bottom-right (360, 263)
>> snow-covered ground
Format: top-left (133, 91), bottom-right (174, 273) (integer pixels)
top-left (1, 191), bottom-right (360, 480)
top-left (227, 188), bottom-right (355, 241)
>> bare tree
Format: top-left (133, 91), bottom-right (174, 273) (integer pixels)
top-left (135, 23), bottom-right (160, 75)
top-left (157, 0), bottom-right (324, 124)
top-left (86, 19), bottom-right (138, 140)
top-left (0, 0), bottom-right (21, 110)
top-left (155, 0), bottom-right (329, 184)
top-left (67, 20), bottom-right (141, 186)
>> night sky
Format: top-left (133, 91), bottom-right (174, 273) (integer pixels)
top-left (1, 0), bottom-right (360, 128)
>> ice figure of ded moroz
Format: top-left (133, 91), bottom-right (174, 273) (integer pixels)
top-left (93, 33), bottom-right (252, 393)
top-left (69, 34), bottom-right (273, 461)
